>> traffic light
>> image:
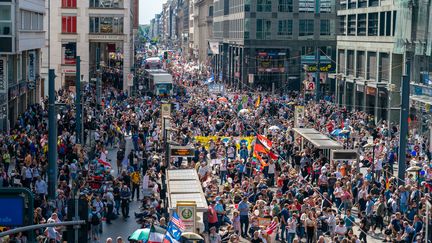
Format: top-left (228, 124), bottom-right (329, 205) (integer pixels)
top-left (163, 51), bottom-right (168, 60)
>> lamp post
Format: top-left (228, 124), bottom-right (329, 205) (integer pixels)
top-left (162, 116), bottom-right (171, 171)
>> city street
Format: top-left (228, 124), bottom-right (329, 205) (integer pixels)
top-left (1, 1), bottom-right (432, 243)
top-left (99, 136), bottom-right (142, 241)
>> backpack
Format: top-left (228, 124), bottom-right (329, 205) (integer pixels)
top-left (90, 213), bottom-right (100, 225)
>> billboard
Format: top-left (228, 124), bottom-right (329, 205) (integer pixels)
top-left (0, 197), bottom-right (24, 226)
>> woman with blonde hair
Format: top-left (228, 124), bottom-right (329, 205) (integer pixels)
top-left (268, 216), bottom-right (279, 243)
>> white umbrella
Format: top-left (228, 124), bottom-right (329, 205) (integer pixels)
top-left (239, 109), bottom-right (250, 115)
top-left (268, 125), bottom-right (281, 131)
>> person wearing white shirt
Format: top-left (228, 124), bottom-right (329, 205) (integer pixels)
top-left (267, 160), bottom-right (276, 186)
top-left (35, 177), bottom-right (47, 198)
top-left (45, 219), bottom-right (61, 241)
top-left (334, 221), bottom-right (347, 240)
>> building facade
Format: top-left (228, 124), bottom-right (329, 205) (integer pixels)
top-left (194, 0), bottom-right (214, 63)
top-left (41, 0), bottom-right (137, 92)
top-left (212, 0), bottom-right (338, 93)
top-left (332, 0), bottom-right (432, 126)
top-left (0, 0), bottom-right (45, 130)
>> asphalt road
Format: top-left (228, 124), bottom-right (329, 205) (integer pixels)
top-left (99, 136), bottom-right (142, 242)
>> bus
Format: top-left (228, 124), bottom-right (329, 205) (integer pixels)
top-left (143, 57), bottom-right (162, 69)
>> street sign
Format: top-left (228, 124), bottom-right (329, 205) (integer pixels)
top-left (176, 201), bottom-right (197, 233)
top-left (161, 103), bottom-right (171, 118)
top-left (331, 150), bottom-right (359, 161)
top-left (170, 146), bottom-right (194, 157)
top-left (294, 106), bottom-right (305, 128)
top-left (0, 198), bottom-right (24, 226)
top-left (306, 81), bottom-right (315, 91)
top-left (28, 51), bottom-right (36, 81)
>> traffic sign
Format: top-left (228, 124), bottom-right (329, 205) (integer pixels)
top-left (306, 81), bottom-right (315, 90)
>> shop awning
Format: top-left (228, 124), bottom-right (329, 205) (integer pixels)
top-left (292, 128), bottom-right (344, 150)
top-left (411, 95), bottom-right (432, 106)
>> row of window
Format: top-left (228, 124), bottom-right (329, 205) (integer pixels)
top-left (255, 0), bottom-right (332, 13)
top-left (256, 19), bottom-right (332, 39)
top-left (340, 0), bottom-right (379, 10)
top-left (61, 16), bottom-right (124, 34)
top-left (0, 4), bottom-right (13, 52)
top-left (62, 0), bottom-right (124, 8)
top-left (21, 11), bottom-right (44, 31)
top-left (339, 11), bottom-right (396, 37)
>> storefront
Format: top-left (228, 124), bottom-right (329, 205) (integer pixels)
top-left (253, 49), bottom-right (288, 91)
top-left (410, 83), bottom-right (432, 134)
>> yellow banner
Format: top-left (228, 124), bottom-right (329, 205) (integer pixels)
top-left (194, 136), bottom-right (255, 150)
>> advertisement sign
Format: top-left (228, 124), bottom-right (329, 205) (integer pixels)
top-left (294, 106), bottom-right (305, 128)
top-left (0, 58), bottom-right (5, 94)
top-left (209, 41), bottom-right (219, 54)
top-left (28, 51), bottom-right (36, 81)
top-left (303, 63), bottom-right (334, 72)
top-left (127, 73), bottom-right (134, 86)
top-left (170, 146), bottom-right (194, 157)
top-left (176, 201), bottom-right (197, 233)
top-left (0, 198), bottom-right (24, 226)
top-left (248, 74), bottom-right (254, 84)
top-left (161, 103), bottom-right (171, 118)
top-left (305, 81), bottom-right (315, 91)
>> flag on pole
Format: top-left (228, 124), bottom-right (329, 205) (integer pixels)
top-left (163, 212), bottom-right (185, 243)
top-left (254, 151), bottom-right (267, 169)
top-left (265, 221), bottom-right (278, 235)
top-left (170, 212), bottom-right (185, 231)
top-left (148, 225), bottom-right (166, 243)
top-left (255, 134), bottom-right (279, 160)
top-left (255, 95), bottom-right (261, 108)
top-left (256, 134), bottom-right (272, 150)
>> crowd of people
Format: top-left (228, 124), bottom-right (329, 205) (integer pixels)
top-left (0, 51), bottom-right (431, 243)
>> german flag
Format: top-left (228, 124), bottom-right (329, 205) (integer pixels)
top-left (254, 151), bottom-right (268, 169)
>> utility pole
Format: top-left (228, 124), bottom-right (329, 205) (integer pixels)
top-left (75, 56), bottom-right (82, 144)
top-left (96, 47), bottom-right (101, 109)
top-left (48, 69), bottom-right (57, 200)
top-left (315, 46), bottom-right (321, 101)
top-left (397, 58), bottom-right (410, 185)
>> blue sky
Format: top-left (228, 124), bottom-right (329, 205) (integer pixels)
top-left (140, 0), bottom-right (166, 24)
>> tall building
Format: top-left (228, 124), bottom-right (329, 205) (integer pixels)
top-left (331, 0), bottom-right (432, 126)
top-left (211, 0), bottom-right (337, 92)
top-left (41, 0), bottom-right (137, 91)
top-left (0, 0), bottom-right (45, 130)
top-left (193, 0), bottom-right (214, 63)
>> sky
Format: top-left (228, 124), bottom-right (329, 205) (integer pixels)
top-left (140, 0), bottom-right (166, 25)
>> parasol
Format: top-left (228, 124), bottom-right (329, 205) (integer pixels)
top-left (129, 228), bottom-right (150, 241)
top-left (268, 125), bottom-right (280, 131)
top-left (238, 109), bottom-right (250, 115)
top-left (181, 232), bottom-right (204, 240)
top-left (218, 97), bottom-right (228, 103)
